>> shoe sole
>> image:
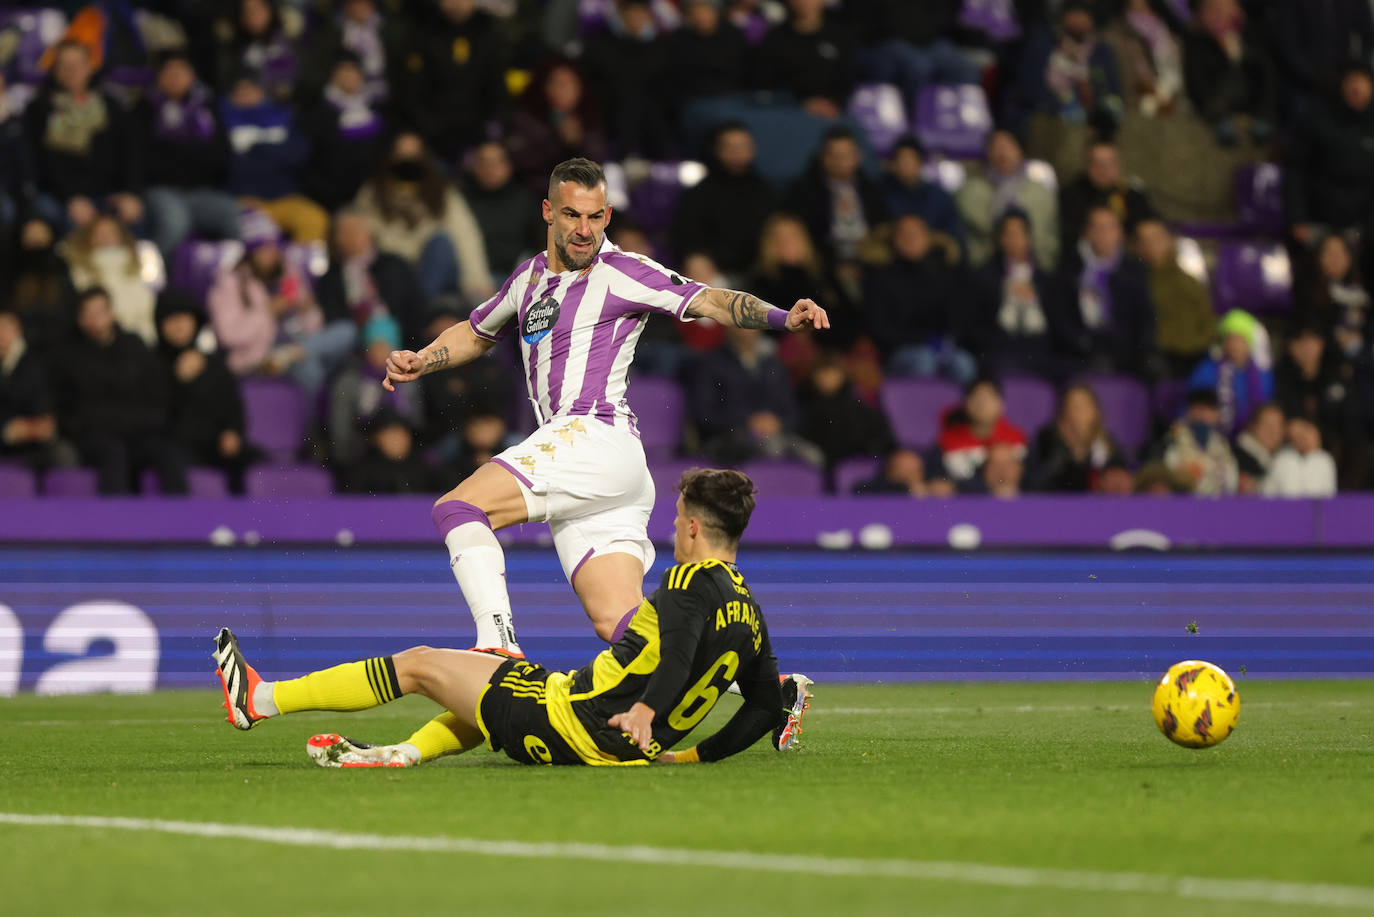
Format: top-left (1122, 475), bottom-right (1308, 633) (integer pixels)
top-left (776, 674), bottom-right (814, 751)
top-left (307, 733), bottom-right (409, 769)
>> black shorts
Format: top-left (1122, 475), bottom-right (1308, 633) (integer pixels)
top-left (478, 660), bottom-right (586, 766)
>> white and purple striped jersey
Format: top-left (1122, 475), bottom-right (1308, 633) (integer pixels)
top-left (467, 235), bottom-right (706, 432)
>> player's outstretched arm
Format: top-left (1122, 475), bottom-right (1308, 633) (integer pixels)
top-left (685, 288), bottom-right (830, 333)
top-left (382, 320), bottom-right (497, 392)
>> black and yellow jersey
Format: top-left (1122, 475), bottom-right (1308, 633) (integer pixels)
top-left (543, 558), bottom-right (784, 764)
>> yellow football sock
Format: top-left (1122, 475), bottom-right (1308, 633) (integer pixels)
top-left (404, 711), bottom-right (483, 761)
top-left (272, 657), bottom-right (401, 715)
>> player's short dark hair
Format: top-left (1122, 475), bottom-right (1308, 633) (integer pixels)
top-left (677, 468), bottom-right (757, 546)
top-left (548, 158), bottom-right (606, 201)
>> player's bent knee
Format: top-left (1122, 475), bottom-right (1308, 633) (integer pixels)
top-left (392, 645), bottom-right (438, 696)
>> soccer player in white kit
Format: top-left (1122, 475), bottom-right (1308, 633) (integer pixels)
top-left (376, 159), bottom-right (825, 760)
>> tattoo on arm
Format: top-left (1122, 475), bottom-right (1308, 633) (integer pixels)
top-left (721, 291), bottom-right (776, 330)
top-left (423, 346), bottom-right (451, 373)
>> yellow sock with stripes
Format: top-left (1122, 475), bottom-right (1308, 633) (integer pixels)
top-left (403, 711), bottom-right (483, 762)
top-left (272, 657), bottom-right (402, 715)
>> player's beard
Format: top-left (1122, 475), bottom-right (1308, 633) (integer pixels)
top-left (554, 229), bottom-right (598, 272)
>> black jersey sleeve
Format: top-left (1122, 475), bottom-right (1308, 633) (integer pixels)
top-left (696, 630), bottom-right (784, 763)
top-left (636, 580), bottom-right (713, 715)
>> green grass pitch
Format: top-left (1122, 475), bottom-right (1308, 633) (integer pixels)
top-left (2, 680), bottom-right (1373, 916)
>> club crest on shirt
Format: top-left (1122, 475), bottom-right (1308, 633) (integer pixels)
top-left (522, 293), bottom-right (559, 345)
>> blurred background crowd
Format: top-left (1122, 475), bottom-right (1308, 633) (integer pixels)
top-left (1, 0), bottom-right (1373, 501)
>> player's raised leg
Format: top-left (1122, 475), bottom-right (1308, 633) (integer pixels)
top-left (572, 551), bottom-right (649, 641)
top-left (432, 461), bottom-right (530, 657)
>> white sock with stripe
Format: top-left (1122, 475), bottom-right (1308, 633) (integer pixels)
top-left (445, 521), bottom-right (520, 654)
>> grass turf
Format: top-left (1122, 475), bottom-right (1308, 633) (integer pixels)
top-left (2, 680), bottom-right (1373, 917)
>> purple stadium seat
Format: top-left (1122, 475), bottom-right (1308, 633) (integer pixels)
top-left (1235, 163), bottom-right (1284, 237)
top-left (880, 379), bottom-right (962, 449)
top-left (0, 464), bottom-right (37, 497)
top-left (1081, 374), bottom-right (1151, 455)
top-left (169, 240), bottom-right (244, 304)
top-left (628, 375), bottom-right (684, 459)
top-left (245, 465), bottom-right (334, 498)
top-left (847, 83), bottom-right (909, 158)
top-left (832, 456), bottom-right (881, 495)
top-left (1214, 242), bottom-right (1293, 314)
top-left (913, 84), bottom-right (993, 160)
top-left (42, 468), bottom-right (98, 497)
top-left (139, 467), bottom-right (229, 497)
top-left (738, 460), bottom-right (823, 497)
top-left (0, 8), bottom-right (67, 85)
top-left (1001, 376), bottom-right (1056, 435)
top-left (1153, 379), bottom-right (1190, 426)
top-left (240, 378), bottom-right (307, 461)
top-left (959, 0), bottom-right (1021, 42)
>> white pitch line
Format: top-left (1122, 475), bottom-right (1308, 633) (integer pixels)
top-left (819, 700), bottom-right (1360, 716)
top-left (0, 813), bottom-right (1370, 910)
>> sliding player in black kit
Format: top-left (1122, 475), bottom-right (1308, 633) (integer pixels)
top-left (212, 468), bottom-right (812, 767)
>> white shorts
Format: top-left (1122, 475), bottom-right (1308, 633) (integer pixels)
top-left (492, 416), bottom-right (656, 584)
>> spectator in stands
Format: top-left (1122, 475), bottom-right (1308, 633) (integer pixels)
top-left (956, 130), bottom-right (1059, 269)
top-left (1183, 0), bottom-right (1274, 146)
top-left (1094, 457), bottom-right (1136, 495)
top-left (462, 140), bottom-right (543, 278)
top-left (1133, 460), bottom-right (1191, 494)
top-left (1234, 401), bottom-right (1284, 494)
top-left (207, 210), bottom-right (353, 395)
top-left (1058, 140), bottom-right (1155, 259)
top-left (747, 214), bottom-right (847, 340)
top-left (25, 40), bottom-right (143, 234)
top-left (215, 0), bottom-right (303, 103)
top-left (582, 0), bottom-right (674, 160)
top-left (786, 127), bottom-right (888, 270)
top-left (318, 209), bottom-right (428, 342)
top-left (853, 448), bottom-right (956, 497)
top-left (1135, 218), bottom-right (1215, 375)
top-left (138, 51), bottom-right (240, 258)
top-left (155, 291), bottom-right (253, 493)
top-left (863, 214), bottom-right (975, 384)
top-left (328, 312), bottom-right (422, 466)
top-left (343, 408), bottom-right (439, 495)
top-left (1271, 0), bottom-right (1374, 110)
top-left (1057, 205), bottom-right (1157, 377)
top-left (1101, 0), bottom-right (1186, 117)
top-left (300, 53), bottom-right (389, 212)
top-left (1297, 234), bottom-right (1371, 361)
top-left (1012, 1), bottom-right (1124, 136)
top-left (1027, 382), bottom-right (1126, 492)
top-left (1274, 324), bottom-right (1365, 489)
top-left (754, 0), bottom-right (858, 120)
top-left (0, 71), bottom-right (34, 244)
top-left (663, 0), bottom-right (750, 116)
top-left (7, 219), bottom-right (76, 355)
top-left (65, 214), bottom-right (156, 347)
top-left (689, 326), bottom-right (823, 467)
top-left (1263, 416), bottom-right (1337, 498)
top-left (58, 286), bottom-right (187, 495)
top-left (37, 1), bottom-right (158, 106)
top-left (508, 59), bottom-right (608, 190)
top-left (671, 123), bottom-right (776, 275)
top-left (1151, 388), bottom-right (1237, 495)
top-left (0, 309), bottom-right (60, 471)
top-left (403, 0), bottom-right (508, 161)
top-left (414, 305), bottom-right (513, 466)
top-left (880, 136), bottom-right (964, 251)
top-left (300, 0), bottom-right (406, 102)
top-left (970, 209), bottom-right (1063, 379)
top-left (1188, 309), bottom-right (1273, 437)
top-left (727, 0), bottom-right (773, 45)
top-left (850, 0), bottom-right (980, 106)
top-left (355, 132), bottom-right (493, 304)
top-left (935, 376), bottom-right (1029, 487)
top-left (979, 442), bottom-right (1026, 498)
top-left (797, 352), bottom-right (895, 472)
top-left (1285, 63), bottom-right (1374, 248)
top-left (221, 69), bottom-right (327, 243)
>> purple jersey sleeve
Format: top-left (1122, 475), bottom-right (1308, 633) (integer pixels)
top-left (468, 260), bottom-right (529, 341)
top-left (601, 251), bottom-right (707, 321)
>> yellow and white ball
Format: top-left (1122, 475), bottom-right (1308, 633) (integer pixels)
top-left (1151, 660), bottom-right (1240, 748)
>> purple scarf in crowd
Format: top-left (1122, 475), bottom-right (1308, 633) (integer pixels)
top-left (1077, 239), bottom-right (1122, 329)
top-left (149, 82), bottom-right (218, 144)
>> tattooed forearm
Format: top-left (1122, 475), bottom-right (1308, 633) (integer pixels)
top-left (723, 291), bottom-right (774, 329)
top-left (423, 345), bottom-right (451, 373)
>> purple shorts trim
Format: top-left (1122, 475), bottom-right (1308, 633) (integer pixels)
top-left (491, 457), bottom-right (534, 489)
top-left (570, 547), bottom-right (595, 585)
top-left (609, 607), bottom-right (637, 643)
top-left (431, 500), bottom-right (491, 538)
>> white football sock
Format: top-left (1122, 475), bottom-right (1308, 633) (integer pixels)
top-left (445, 521), bottom-right (520, 654)
top-left (252, 681), bottom-right (279, 716)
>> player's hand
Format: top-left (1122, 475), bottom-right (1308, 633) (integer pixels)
top-left (786, 299), bottom-right (830, 333)
top-left (382, 350), bottom-right (424, 392)
top-left (608, 702), bottom-right (656, 752)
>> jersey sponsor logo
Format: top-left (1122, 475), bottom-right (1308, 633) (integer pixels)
top-left (522, 293), bottom-right (559, 345)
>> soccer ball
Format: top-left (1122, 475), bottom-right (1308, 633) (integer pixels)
top-left (1151, 660), bottom-right (1240, 748)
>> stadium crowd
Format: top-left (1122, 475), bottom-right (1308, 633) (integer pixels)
top-left (2, 0), bottom-right (1373, 500)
